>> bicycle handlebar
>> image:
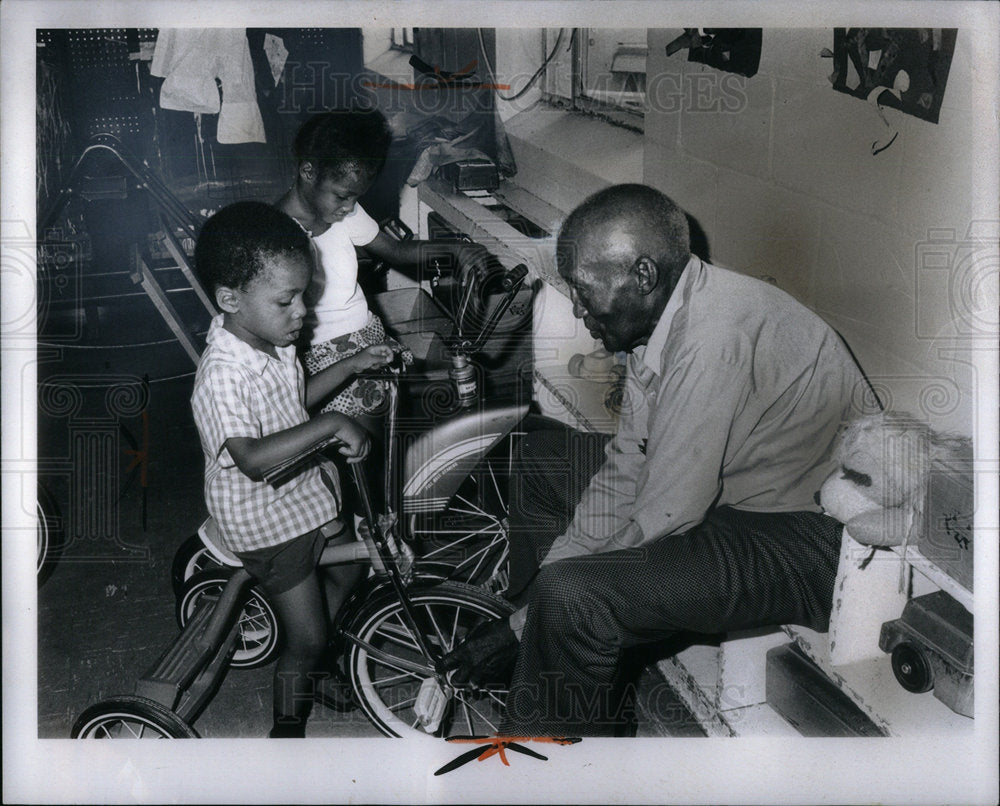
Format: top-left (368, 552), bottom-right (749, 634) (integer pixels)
top-left (457, 263), bottom-right (529, 357)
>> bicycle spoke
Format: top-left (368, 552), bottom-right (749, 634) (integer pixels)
top-left (371, 671), bottom-right (415, 687)
top-left (417, 523), bottom-right (501, 537)
top-left (386, 695), bottom-right (418, 713)
top-left (483, 463), bottom-right (507, 517)
top-left (420, 603), bottom-right (454, 653)
top-left (452, 691), bottom-right (502, 732)
top-left (456, 541), bottom-right (504, 580)
top-left (447, 605), bottom-right (463, 650)
top-left (483, 688), bottom-right (508, 707)
top-left (458, 696), bottom-right (475, 735)
top-left (376, 614), bottom-right (421, 652)
top-left (447, 494), bottom-right (494, 519)
top-left (370, 655), bottom-right (425, 681)
top-left (419, 522), bottom-right (502, 551)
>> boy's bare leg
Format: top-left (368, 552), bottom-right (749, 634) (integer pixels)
top-left (268, 573), bottom-right (328, 737)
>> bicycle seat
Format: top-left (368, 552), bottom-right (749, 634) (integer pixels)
top-left (196, 517), bottom-right (242, 567)
top-left (197, 517), bottom-right (350, 568)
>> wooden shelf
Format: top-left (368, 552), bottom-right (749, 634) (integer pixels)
top-left (417, 178), bottom-right (560, 290)
top-left (532, 366), bottom-right (619, 435)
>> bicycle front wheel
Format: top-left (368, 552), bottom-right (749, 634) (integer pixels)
top-left (344, 581), bottom-right (513, 738)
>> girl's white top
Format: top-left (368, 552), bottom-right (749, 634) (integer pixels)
top-left (305, 203), bottom-right (380, 344)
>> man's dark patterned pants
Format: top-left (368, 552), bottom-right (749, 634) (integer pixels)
top-left (501, 420), bottom-right (843, 736)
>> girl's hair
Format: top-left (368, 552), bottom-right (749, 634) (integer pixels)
top-left (195, 201), bottom-right (311, 296)
top-left (293, 107), bottom-right (392, 182)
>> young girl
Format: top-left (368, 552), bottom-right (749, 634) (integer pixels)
top-left (191, 202), bottom-right (392, 737)
top-left (276, 107), bottom-right (492, 417)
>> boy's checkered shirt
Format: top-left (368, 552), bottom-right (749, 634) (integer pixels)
top-left (191, 315), bottom-right (341, 553)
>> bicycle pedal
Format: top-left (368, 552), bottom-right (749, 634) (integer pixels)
top-left (414, 677), bottom-right (450, 734)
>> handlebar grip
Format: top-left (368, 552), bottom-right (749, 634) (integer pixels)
top-left (501, 264), bottom-right (529, 291)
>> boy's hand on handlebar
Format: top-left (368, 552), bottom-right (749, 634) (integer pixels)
top-left (327, 414), bottom-right (370, 464)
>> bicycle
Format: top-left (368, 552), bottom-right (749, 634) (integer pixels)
top-left (72, 264), bottom-right (532, 739)
top-left (169, 261), bottom-right (532, 600)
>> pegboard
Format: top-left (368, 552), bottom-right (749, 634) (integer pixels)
top-left (38, 29), bottom-right (160, 158)
top-left (292, 28), bottom-right (330, 48)
top-left (62, 28), bottom-right (157, 68)
top-left (86, 112), bottom-right (143, 140)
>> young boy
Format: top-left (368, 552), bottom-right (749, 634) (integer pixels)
top-left (191, 201), bottom-right (393, 737)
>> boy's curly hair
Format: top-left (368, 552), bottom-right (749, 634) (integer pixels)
top-left (195, 201), bottom-right (311, 297)
top-left (293, 107), bottom-right (392, 182)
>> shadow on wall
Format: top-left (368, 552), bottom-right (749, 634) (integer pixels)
top-left (688, 213), bottom-right (711, 263)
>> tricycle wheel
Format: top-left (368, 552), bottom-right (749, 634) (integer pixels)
top-left (37, 482), bottom-right (64, 587)
top-left (891, 642), bottom-right (934, 693)
top-left (170, 533), bottom-right (224, 595)
top-left (71, 695), bottom-right (198, 738)
top-left (177, 569), bottom-right (281, 670)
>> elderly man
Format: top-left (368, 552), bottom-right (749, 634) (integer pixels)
top-left (443, 183), bottom-right (872, 736)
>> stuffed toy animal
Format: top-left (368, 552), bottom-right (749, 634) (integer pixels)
top-left (818, 411), bottom-right (973, 564)
top-left (816, 411), bottom-right (974, 666)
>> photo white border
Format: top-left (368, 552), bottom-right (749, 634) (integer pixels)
top-left (3, 1), bottom-right (998, 803)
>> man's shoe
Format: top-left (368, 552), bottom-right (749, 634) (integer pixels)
top-left (440, 617), bottom-right (519, 688)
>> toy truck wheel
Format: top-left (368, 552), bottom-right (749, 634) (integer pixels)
top-left (891, 642), bottom-right (934, 693)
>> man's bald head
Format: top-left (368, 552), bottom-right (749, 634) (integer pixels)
top-left (558, 184), bottom-right (691, 281)
top-left (556, 184), bottom-right (692, 353)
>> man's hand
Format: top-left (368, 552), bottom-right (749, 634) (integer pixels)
top-left (440, 616), bottom-right (519, 688)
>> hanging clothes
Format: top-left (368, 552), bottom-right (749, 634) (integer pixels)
top-left (151, 28), bottom-right (265, 144)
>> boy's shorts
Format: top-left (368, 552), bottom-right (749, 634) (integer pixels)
top-left (234, 525), bottom-right (329, 596)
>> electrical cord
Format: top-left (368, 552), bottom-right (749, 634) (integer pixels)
top-left (477, 28), bottom-right (573, 102)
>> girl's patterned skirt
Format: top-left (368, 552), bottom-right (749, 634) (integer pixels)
top-left (303, 314), bottom-right (413, 416)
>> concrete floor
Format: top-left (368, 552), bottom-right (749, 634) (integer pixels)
top-left (35, 372), bottom-right (704, 740)
top-left (36, 372), bottom-right (382, 739)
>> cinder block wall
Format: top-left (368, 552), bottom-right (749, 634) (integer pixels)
top-left (643, 28), bottom-right (992, 438)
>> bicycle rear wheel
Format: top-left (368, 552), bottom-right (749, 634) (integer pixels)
top-left (177, 570), bottom-right (281, 670)
top-left (344, 581), bottom-right (513, 738)
top-left (37, 482), bottom-right (64, 587)
top-left (408, 447), bottom-right (512, 594)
